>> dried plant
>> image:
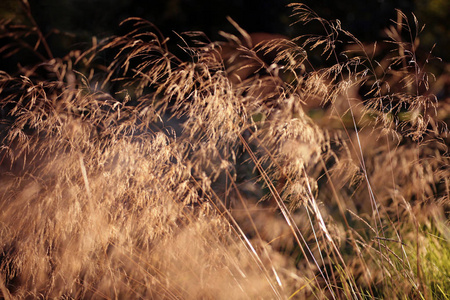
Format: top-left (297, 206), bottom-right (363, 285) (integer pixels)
top-left (0, 2), bottom-right (449, 299)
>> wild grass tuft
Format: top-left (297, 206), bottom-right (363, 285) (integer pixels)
top-left (0, 3), bottom-right (449, 299)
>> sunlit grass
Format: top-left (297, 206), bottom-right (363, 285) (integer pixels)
top-left (0, 3), bottom-right (449, 299)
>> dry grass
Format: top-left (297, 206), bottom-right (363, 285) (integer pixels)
top-left (0, 3), bottom-right (449, 299)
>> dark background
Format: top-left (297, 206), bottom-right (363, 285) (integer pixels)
top-left (1, 0), bottom-right (449, 70)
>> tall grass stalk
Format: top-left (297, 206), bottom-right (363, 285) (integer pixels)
top-left (0, 3), bottom-right (449, 299)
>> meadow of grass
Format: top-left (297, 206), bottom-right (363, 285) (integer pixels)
top-left (0, 3), bottom-right (449, 299)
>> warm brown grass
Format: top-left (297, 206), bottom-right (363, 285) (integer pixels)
top-left (0, 3), bottom-right (449, 299)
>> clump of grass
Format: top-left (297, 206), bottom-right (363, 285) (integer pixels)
top-left (1, 3), bottom-right (449, 299)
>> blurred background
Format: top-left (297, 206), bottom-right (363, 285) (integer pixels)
top-left (1, 0), bottom-right (449, 71)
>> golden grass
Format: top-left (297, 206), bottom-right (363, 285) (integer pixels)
top-left (0, 3), bottom-right (449, 299)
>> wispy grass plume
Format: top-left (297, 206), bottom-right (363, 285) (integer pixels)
top-left (0, 3), bottom-right (449, 299)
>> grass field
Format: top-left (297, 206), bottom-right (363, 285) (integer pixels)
top-left (0, 3), bottom-right (449, 299)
